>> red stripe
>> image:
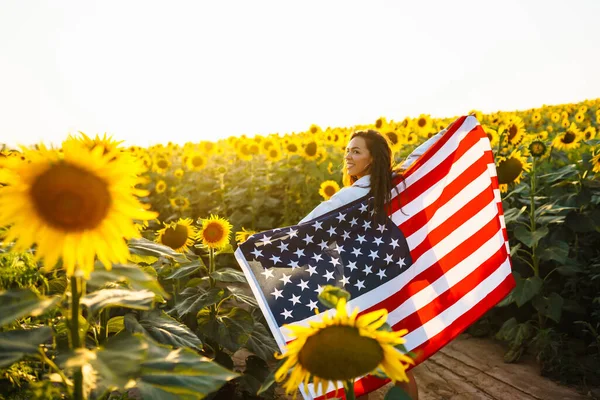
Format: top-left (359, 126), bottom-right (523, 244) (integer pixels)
top-left (409, 184), bottom-right (495, 261)
top-left (361, 210), bottom-right (504, 318)
top-left (390, 127), bottom-right (483, 216)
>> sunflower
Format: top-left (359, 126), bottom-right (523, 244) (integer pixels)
top-left (174, 168), bottom-right (184, 179)
top-left (0, 138), bottom-right (157, 278)
top-left (528, 140), bottom-right (548, 158)
top-left (583, 126), bottom-right (597, 141)
top-left (237, 142), bottom-right (253, 161)
top-left (404, 132), bottom-right (418, 145)
top-left (318, 180), bottom-right (341, 200)
top-left (308, 124), bottom-right (323, 136)
top-left (374, 116), bottom-right (389, 131)
top-left (496, 150), bottom-right (532, 192)
top-left (266, 146), bottom-right (282, 162)
top-left (561, 119), bottom-right (570, 129)
top-left (590, 148), bottom-right (600, 173)
top-left (301, 140), bottom-right (320, 161)
top-left (197, 214), bottom-right (232, 249)
top-left (531, 112), bottom-right (542, 123)
top-left (155, 180), bottom-right (167, 194)
top-left (483, 126), bottom-right (499, 147)
top-left (285, 140), bottom-right (301, 155)
top-left (186, 152), bottom-right (207, 171)
top-left (575, 112), bottom-right (585, 124)
top-left (552, 122), bottom-right (582, 151)
top-left (414, 114), bottom-right (432, 134)
top-left (169, 196), bottom-right (190, 210)
top-left (235, 227), bottom-right (256, 244)
top-left (550, 112), bottom-right (560, 123)
top-left (156, 218), bottom-right (197, 253)
top-left (502, 116), bottom-right (526, 145)
top-left (274, 297), bottom-right (413, 397)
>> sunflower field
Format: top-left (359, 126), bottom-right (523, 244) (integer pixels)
top-left (1, 98), bottom-right (600, 399)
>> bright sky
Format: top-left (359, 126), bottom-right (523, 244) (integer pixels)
top-left (1, 1), bottom-right (599, 148)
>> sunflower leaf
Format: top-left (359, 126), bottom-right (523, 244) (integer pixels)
top-left (210, 268), bottom-right (247, 283)
top-left (0, 288), bottom-right (60, 327)
top-left (88, 263), bottom-right (168, 298)
top-left (128, 237), bottom-right (187, 262)
top-left (81, 288), bottom-right (155, 314)
top-left (0, 327), bottom-right (52, 368)
top-left (137, 310), bottom-right (203, 350)
top-left (165, 260), bottom-right (204, 280)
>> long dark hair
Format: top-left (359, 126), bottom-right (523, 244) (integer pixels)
top-left (344, 129), bottom-right (402, 223)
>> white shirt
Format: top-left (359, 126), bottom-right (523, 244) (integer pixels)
top-left (299, 129), bottom-right (445, 224)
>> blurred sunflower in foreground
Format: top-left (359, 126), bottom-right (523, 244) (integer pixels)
top-left (197, 214), bottom-right (232, 249)
top-left (275, 296), bottom-right (413, 398)
top-left (156, 217), bottom-right (197, 253)
top-left (0, 134), bottom-right (157, 278)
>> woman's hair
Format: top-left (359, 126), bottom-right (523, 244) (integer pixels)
top-left (344, 129), bottom-right (402, 223)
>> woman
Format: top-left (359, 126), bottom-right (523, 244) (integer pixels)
top-left (299, 128), bottom-right (446, 399)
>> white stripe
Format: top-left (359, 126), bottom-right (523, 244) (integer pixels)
top-left (404, 169), bottom-right (493, 250)
top-left (403, 255), bottom-right (512, 352)
top-left (391, 139), bottom-right (488, 226)
top-left (386, 229), bottom-right (506, 327)
top-left (280, 200), bottom-right (502, 342)
top-left (487, 161), bottom-right (498, 177)
top-left (499, 215), bottom-right (506, 229)
top-left (493, 189), bottom-right (501, 204)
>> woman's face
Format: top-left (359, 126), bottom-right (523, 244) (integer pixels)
top-left (345, 136), bottom-right (373, 178)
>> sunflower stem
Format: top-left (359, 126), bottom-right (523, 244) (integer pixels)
top-left (344, 379), bottom-right (356, 400)
top-left (70, 276), bottom-right (84, 400)
top-left (529, 159), bottom-right (544, 330)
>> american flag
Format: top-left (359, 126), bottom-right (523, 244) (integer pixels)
top-left (235, 115), bottom-right (515, 399)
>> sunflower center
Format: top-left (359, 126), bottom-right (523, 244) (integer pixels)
top-left (385, 132), bottom-right (399, 145)
top-left (305, 142), bottom-right (317, 157)
top-left (192, 156), bottom-right (204, 167)
top-left (287, 143), bottom-right (298, 152)
top-left (324, 185), bottom-right (337, 197)
top-left (157, 159), bottom-right (169, 169)
top-left (298, 325), bottom-right (383, 380)
top-left (508, 124), bottom-right (518, 141)
top-left (270, 149), bottom-right (278, 158)
top-left (562, 131), bottom-right (576, 144)
top-left (161, 224), bottom-right (189, 250)
top-left (418, 118), bottom-right (426, 127)
top-left (30, 162), bottom-right (111, 231)
top-left (497, 157), bottom-right (523, 184)
top-left (203, 222), bottom-right (225, 243)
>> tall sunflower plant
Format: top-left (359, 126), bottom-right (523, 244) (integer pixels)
top-left (0, 134), bottom-right (238, 400)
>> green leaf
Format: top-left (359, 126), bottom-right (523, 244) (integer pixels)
top-left (227, 286), bottom-right (258, 307)
top-left (318, 285), bottom-right (350, 309)
top-left (539, 164), bottom-right (578, 183)
top-left (81, 288), bottom-right (155, 314)
top-left (566, 212), bottom-right (596, 233)
top-left (0, 327), bottom-right (52, 368)
top-left (137, 310), bottom-right (203, 350)
top-left (513, 225), bottom-right (549, 248)
top-left (88, 263), bottom-right (168, 298)
top-left (503, 206), bottom-right (527, 225)
top-left (384, 386), bottom-right (413, 400)
top-left (107, 316), bottom-right (125, 334)
top-left (210, 268), bottom-right (247, 283)
top-left (0, 288), bottom-right (60, 327)
top-left (514, 276), bottom-right (543, 307)
top-left (176, 287), bottom-right (230, 317)
top-left (128, 237), bottom-right (187, 262)
top-left (244, 322), bottom-right (278, 361)
top-left (92, 333), bottom-right (148, 390)
top-left (166, 260), bottom-right (205, 280)
top-left (539, 242), bottom-right (569, 264)
top-left (495, 317), bottom-right (518, 341)
top-left (136, 340), bottom-right (238, 399)
top-left (216, 307), bottom-right (255, 352)
top-left (532, 293), bottom-right (564, 323)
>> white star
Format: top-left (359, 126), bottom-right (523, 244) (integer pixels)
top-left (261, 268), bottom-right (274, 279)
top-left (359, 203), bottom-right (368, 213)
top-left (279, 273), bottom-right (292, 285)
top-left (334, 243), bottom-right (345, 253)
top-left (373, 237), bottom-right (384, 246)
top-left (346, 261), bottom-right (357, 271)
top-left (327, 226), bottom-right (337, 236)
top-left (363, 265), bottom-right (373, 275)
top-left (329, 257), bottom-right (340, 267)
top-left (288, 260), bottom-right (300, 269)
top-left (356, 234), bottom-right (366, 244)
top-left (376, 269), bottom-right (387, 280)
top-left (318, 240), bottom-right (329, 250)
top-left (270, 255), bottom-right (281, 264)
top-left (260, 235), bottom-right (272, 246)
top-left (306, 299), bottom-right (319, 311)
top-left (288, 228), bottom-right (298, 238)
top-left (271, 288), bottom-right (283, 299)
top-left (377, 224), bottom-right (387, 233)
top-left (294, 248), bottom-right (305, 258)
top-left (306, 265), bottom-right (318, 276)
top-left (277, 242), bottom-right (289, 252)
top-left (297, 279), bottom-right (309, 291)
top-left (362, 220), bottom-right (371, 230)
top-left (351, 247), bottom-right (363, 257)
top-left (289, 294), bottom-right (302, 306)
top-left (323, 270), bottom-right (335, 281)
top-left (354, 279), bottom-right (366, 291)
top-left (368, 250), bottom-right (379, 260)
top-left (314, 285), bottom-right (324, 294)
top-left (312, 221), bottom-right (323, 231)
top-left (303, 234), bottom-right (314, 245)
top-left (336, 212), bottom-right (347, 222)
top-left (281, 308), bottom-right (293, 319)
top-left (251, 248), bottom-right (263, 259)
top-left (349, 217), bottom-right (359, 226)
top-left (311, 253), bottom-right (323, 262)
top-left (397, 257), bottom-right (407, 268)
top-left (384, 253), bottom-right (394, 264)
top-left (341, 231), bottom-right (351, 240)
top-left (390, 238), bottom-right (400, 249)
top-left (339, 275), bottom-right (350, 286)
